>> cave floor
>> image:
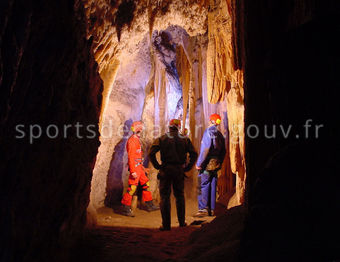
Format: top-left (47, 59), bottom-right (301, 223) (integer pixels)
top-left (96, 199), bottom-right (216, 228)
top-left (81, 225), bottom-right (197, 262)
top-left (75, 201), bottom-right (227, 262)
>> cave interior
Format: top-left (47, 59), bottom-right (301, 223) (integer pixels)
top-left (0, 0), bottom-right (339, 261)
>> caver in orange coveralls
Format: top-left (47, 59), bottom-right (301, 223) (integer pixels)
top-left (121, 121), bottom-right (159, 216)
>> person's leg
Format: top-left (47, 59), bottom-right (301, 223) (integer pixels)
top-left (197, 171), bottom-right (210, 210)
top-left (172, 167), bottom-right (185, 226)
top-left (139, 170), bottom-right (153, 202)
top-left (159, 170), bottom-right (171, 229)
top-left (210, 172), bottom-right (217, 215)
top-left (121, 184), bottom-right (138, 206)
top-left (121, 184), bottom-right (137, 216)
top-left (121, 170), bottom-right (140, 216)
top-left (139, 169), bottom-right (159, 211)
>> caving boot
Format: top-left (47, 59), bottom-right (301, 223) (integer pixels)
top-left (193, 209), bottom-right (208, 217)
top-left (209, 209), bottom-right (215, 216)
top-left (144, 201), bottom-right (160, 212)
top-left (121, 205), bottom-right (135, 217)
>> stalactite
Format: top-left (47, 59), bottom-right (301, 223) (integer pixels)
top-left (206, 0), bottom-right (232, 104)
top-left (154, 58), bottom-right (169, 134)
top-left (147, 0), bottom-right (157, 40)
top-left (206, 0), bottom-right (246, 206)
top-left (176, 45), bottom-right (191, 131)
top-left (98, 59), bottom-right (120, 130)
top-left (188, 54), bottom-right (196, 139)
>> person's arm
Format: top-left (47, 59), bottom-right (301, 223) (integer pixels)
top-left (127, 138), bottom-right (138, 178)
top-left (184, 138), bottom-right (198, 172)
top-left (196, 129), bottom-right (211, 168)
top-left (219, 134), bottom-right (226, 164)
top-left (148, 138), bottom-right (161, 170)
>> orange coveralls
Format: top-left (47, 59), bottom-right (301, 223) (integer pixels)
top-left (121, 134), bottom-right (153, 206)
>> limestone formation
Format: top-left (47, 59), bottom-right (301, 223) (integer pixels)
top-left (84, 0), bottom-right (247, 215)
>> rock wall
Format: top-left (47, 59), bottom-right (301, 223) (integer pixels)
top-left (206, 0), bottom-right (246, 206)
top-left (0, 0), bottom-right (102, 261)
top-left (85, 0), bottom-right (211, 213)
top-left (82, 0), bottom-right (208, 73)
top-left (238, 0), bottom-right (340, 260)
top-left (90, 34), bottom-right (152, 210)
top-left (1, 0), bottom-right (339, 260)
top-left (87, 0), bottom-right (246, 214)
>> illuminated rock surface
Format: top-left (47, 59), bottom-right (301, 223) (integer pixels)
top-left (0, 0), bottom-right (339, 261)
top-left (86, 0), bottom-right (246, 215)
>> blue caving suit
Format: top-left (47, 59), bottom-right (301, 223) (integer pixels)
top-left (196, 125), bottom-right (226, 213)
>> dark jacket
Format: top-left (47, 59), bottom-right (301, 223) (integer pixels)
top-left (149, 127), bottom-right (198, 172)
top-left (196, 125), bottom-right (226, 170)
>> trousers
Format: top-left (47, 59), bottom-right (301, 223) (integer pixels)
top-left (121, 165), bottom-right (152, 206)
top-left (158, 165), bottom-right (185, 228)
top-left (197, 170), bottom-right (217, 211)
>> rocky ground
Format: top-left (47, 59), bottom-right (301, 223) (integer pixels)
top-left (72, 203), bottom-right (246, 262)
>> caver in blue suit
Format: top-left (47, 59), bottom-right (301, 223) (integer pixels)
top-left (196, 124), bottom-right (226, 216)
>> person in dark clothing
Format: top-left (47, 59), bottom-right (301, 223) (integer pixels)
top-left (194, 114), bottom-right (226, 217)
top-left (149, 119), bottom-right (198, 231)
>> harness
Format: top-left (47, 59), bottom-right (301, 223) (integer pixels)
top-left (135, 157), bottom-right (144, 167)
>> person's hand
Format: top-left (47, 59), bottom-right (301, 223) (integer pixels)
top-left (143, 167), bottom-right (150, 174)
top-left (183, 164), bottom-right (189, 172)
top-left (131, 172), bottom-right (138, 179)
top-left (196, 165), bottom-right (201, 170)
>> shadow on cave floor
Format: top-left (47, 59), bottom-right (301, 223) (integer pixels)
top-left (75, 226), bottom-right (198, 262)
top-left (73, 203), bottom-right (244, 262)
top-left (96, 199), bottom-right (222, 228)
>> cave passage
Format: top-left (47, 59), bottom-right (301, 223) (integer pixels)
top-left (3, 0), bottom-right (338, 261)
top-left (86, 1), bottom-right (246, 233)
top-left (84, 0), bottom-right (246, 240)
top-left (89, 25), bottom-right (238, 229)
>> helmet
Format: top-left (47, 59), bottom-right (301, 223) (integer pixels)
top-left (169, 119), bottom-right (181, 129)
top-left (209, 114), bottom-right (221, 125)
top-left (131, 121), bottom-right (144, 133)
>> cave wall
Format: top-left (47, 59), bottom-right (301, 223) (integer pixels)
top-left (238, 0), bottom-right (340, 260)
top-left (4, 0), bottom-right (339, 260)
top-left (206, 0), bottom-right (246, 206)
top-left (82, 0), bottom-right (208, 73)
top-left (0, 0), bottom-right (102, 261)
top-left (85, 0), bottom-right (211, 213)
top-left (91, 34), bottom-right (152, 209)
top-left (87, 0), bottom-right (246, 214)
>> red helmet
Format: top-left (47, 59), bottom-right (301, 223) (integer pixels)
top-left (131, 121), bottom-right (144, 133)
top-left (209, 114), bottom-right (221, 125)
top-left (169, 119), bottom-right (181, 129)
